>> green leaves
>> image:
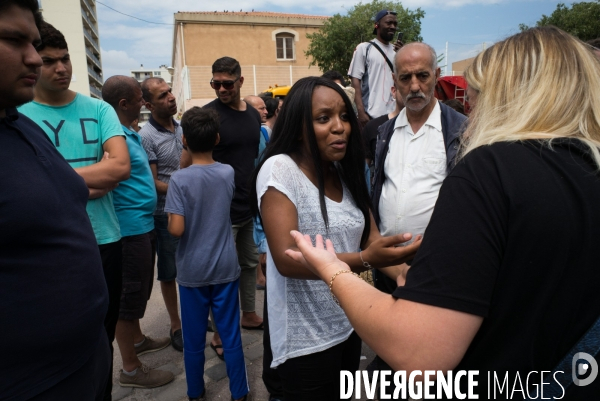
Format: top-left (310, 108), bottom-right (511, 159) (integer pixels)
top-left (305, 0), bottom-right (424, 75)
top-left (525, 0), bottom-right (600, 41)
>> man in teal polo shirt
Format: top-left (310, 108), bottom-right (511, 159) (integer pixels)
top-left (19, 22), bottom-right (130, 400)
top-left (102, 76), bottom-right (174, 389)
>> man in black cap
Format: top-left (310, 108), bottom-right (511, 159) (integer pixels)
top-left (348, 10), bottom-right (402, 128)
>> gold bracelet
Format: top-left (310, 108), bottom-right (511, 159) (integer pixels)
top-left (328, 269), bottom-right (361, 306)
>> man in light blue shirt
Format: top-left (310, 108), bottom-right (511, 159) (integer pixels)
top-left (19, 22), bottom-right (130, 400)
top-left (102, 76), bottom-right (174, 389)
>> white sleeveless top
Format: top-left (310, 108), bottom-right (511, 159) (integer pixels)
top-left (256, 154), bottom-right (365, 368)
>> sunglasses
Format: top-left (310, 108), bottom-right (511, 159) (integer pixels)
top-left (210, 77), bottom-right (239, 90)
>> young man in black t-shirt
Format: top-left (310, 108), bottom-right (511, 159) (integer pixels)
top-left (182, 57), bottom-right (263, 365)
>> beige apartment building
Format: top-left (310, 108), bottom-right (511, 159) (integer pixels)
top-left (39, 0), bottom-right (104, 99)
top-left (171, 11), bottom-right (327, 113)
top-left (451, 57), bottom-right (475, 76)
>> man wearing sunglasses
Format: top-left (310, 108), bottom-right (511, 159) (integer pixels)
top-left (348, 10), bottom-right (403, 128)
top-left (182, 57), bottom-right (264, 354)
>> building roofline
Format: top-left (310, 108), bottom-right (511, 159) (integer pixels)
top-left (174, 11), bottom-right (328, 27)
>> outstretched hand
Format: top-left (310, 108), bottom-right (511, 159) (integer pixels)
top-left (284, 231), bottom-right (350, 282)
top-left (362, 233), bottom-right (422, 269)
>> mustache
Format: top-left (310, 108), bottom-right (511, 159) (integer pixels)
top-left (406, 92), bottom-right (426, 100)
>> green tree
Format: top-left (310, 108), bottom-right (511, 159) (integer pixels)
top-left (520, 0), bottom-right (600, 41)
top-left (305, 0), bottom-right (424, 74)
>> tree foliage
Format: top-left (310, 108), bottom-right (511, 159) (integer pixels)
top-left (520, 0), bottom-right (600, 41)
top-left (305, 0), bottom-right (424, 74)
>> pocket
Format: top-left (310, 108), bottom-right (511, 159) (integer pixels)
top-left (122, 281), bottom-right (142, 294)
top-left (420, 157), bottom-right (446, 174)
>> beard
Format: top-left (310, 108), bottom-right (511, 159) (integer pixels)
top-left (402, 90), bottom-right (434, 112)
top-left (382, 30), bottom-right (395, 42)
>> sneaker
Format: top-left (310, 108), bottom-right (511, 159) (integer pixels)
top-left (119, 364), bottom-right (174, 388)
top-left (171, 328), bottom-right (184, 352)
top-left (135, 335), bottom-right (171, 356)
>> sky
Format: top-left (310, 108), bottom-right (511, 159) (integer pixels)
top-left (96, 0), bottom-right (569, 79)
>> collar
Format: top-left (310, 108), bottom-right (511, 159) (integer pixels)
top-left (148, 115), bottom-right (179, 133)
top-left (3, 108), bottom-right (19, 122)
top-left (373, 37), bottom-right (392, 48)
top-left (121, 124), bottom-right (139, 137)
top-left (394, 100), bottom-right (442, 132)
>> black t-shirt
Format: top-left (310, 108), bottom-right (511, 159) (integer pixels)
top-left (204, 99), bottom-right (261, 224)
top-left (394, 140), bottom-right (600, 399)
top-left (361, 114), bottom-right (389, 160)
top-left (0, 109), bottom-right (108, 399)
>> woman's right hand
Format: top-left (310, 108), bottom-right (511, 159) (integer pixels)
top-left (361, 233), bottom-right (422, 268)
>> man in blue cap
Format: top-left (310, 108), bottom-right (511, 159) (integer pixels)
top-left (348, 10), bottom-right (402, 128)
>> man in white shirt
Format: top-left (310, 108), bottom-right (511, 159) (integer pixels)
top-left (368, 41), bottom-right (467, 385)
top-left (348, 10), bottom-right (401, 127)
top-left (372, 42), bottom-right (467, 291)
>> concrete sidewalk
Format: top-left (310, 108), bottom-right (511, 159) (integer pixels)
top-left (111, 276), bottom-right (375, 401)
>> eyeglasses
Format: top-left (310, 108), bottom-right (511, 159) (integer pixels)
top-left (210, 77), bottom-right (239, 90)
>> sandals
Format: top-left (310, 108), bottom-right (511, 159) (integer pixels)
top-left (241, 322), bottom-right (264, 331)
top-left (210, 343), bottom-right (225, 360)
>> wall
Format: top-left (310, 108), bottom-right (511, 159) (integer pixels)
top-left (182, 23), bottom-right (320, 67)
top-left (451, 57), bottom-right (475, 76)
top-left (187, 65), bottom-right (320, 99)
top-left (172, 12), bottom-right (327, 112)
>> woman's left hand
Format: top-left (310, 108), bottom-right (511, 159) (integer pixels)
top-left (284, 231), bottom-right (349, 282)
top-left (362, 234), bottom-right (422, 268)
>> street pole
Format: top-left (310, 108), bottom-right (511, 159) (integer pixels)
top-left (445, 41), bottom-right (449, 76)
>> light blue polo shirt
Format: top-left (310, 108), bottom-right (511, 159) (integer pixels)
top-left (112, 125), bottom-right (157, 237)
top-left (19, 94), bottom-right (124, 245)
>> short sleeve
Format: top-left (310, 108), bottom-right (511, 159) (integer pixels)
top-left (348, 43), bottom-right (367, 79)
top-left (99, 101), bottom-right (125, 144)
top-left (256, 155), bottom-right (298, 210)
top-left (393, 152), bottom-right (509, 318)
top-left (164, 174), bottom-right (185, 216)
top-left (140, 132), bottom-right (157, 164)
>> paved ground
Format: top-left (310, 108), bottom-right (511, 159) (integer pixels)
top-left (110, 275), bottom-right (376, 401)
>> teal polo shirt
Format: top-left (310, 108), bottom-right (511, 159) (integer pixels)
top-left (112, 125), bottom-right (157, 237)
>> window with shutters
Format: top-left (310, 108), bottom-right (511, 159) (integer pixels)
top-left (276, 33), bottom-right (295, 60)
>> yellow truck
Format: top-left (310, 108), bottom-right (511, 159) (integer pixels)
top-left (261, 84), bottom-right (291, 98)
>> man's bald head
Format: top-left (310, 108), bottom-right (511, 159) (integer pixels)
top-left (244, 95), bottom-right (268, 123)
top-left (395, 42), bottom-right (438, 73)
top-left (244, 95), bottom-right (263, 109)
top-left (102, 75), bottom-right (140, 109)
top-left (102, 75), bottom-right (143, 126)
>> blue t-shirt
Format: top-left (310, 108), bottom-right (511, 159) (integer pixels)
top-left (164, 162), bottom-right (240, 287)
top-left (19, 94), bottom-right (124, 244)
top-left (112, 125), bottom-right (157, 237)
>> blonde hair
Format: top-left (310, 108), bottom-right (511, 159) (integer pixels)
top-left (461, 27), bottom-right (600, 166)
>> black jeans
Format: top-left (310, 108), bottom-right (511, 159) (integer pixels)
top-left (99, 240), bottom-right (123, 401)
top-left (277, 331), bottom-right (362, 401)
top-left (262, 285), bottom-right (284, 399)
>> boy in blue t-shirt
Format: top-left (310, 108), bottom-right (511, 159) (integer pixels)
top-left (164, 107), bottom-right (249, 401)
